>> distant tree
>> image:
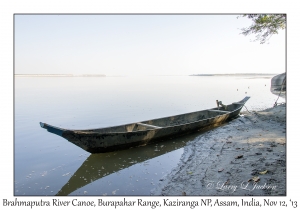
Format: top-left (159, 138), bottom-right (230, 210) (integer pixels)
top-left (239, 14), bottom-right (286, 44)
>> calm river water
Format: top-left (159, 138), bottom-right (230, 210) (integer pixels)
top-left (14, 75), bottom-right (285, 196)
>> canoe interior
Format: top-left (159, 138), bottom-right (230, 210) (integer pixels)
top-left (73, 103), bottom-right (242, 134)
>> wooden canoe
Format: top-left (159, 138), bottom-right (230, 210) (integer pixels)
top-left (40, 96), bottom-right (250, 153)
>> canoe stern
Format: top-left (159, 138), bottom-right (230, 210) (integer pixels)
top-left (40, 122), bottom-right (65, 137)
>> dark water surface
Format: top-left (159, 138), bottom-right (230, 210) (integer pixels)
top-left (14, 75), bottom-right (285, 195)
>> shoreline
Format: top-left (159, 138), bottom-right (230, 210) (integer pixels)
top-left (151, 103), bottom-right (286, 196)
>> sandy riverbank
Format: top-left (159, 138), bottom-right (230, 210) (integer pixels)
top-left (152, 103), bottom-right (286, 196)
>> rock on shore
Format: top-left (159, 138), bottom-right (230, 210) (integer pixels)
top-left (152, 104), bottom-right (286, 196)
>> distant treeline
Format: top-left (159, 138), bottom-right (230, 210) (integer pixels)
top-left (15, 74), bottom-right (106, 77)
top-left (190, 73), bottom-right (276, 76)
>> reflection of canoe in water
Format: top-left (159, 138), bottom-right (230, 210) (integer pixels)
top-left (40, 97), bottom-right (250, 153)
top-left (56, 132), bottom-right (200, 196)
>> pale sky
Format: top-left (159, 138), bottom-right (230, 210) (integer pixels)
top-left (15, 14), bottom-right (285, 76)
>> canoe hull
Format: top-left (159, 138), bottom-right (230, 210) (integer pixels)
top-left (40, 97), bottom-right (250, 153)
top-left (62, 114), bottom-right (229, 153)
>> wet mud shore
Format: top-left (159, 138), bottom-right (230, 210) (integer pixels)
top-left (152, 103), bottom-right (286, 196)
